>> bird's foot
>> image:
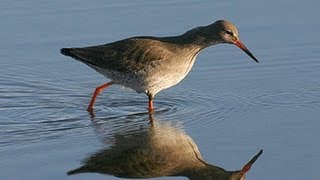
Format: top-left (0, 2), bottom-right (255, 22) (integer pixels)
top-left (87, 108), bottom-right (95, 119)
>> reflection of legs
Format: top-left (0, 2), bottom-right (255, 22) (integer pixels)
top-left (87, 82), bottom-right (112, 112)
top-left (148, 94), bottom-right (154, 113)
top-left (148, 113), bottom-right (154, 125)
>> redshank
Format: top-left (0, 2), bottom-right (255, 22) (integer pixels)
top-left (61, 20), bottom-right (259, 112)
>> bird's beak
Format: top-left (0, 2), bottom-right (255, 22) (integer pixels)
top-left (234, 40), bottom-right (259, 63)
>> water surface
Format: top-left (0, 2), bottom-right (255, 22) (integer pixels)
top-left (1, 0), bottom-right (320, 179)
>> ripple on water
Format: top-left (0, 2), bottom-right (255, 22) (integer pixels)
top-left (248, 87), bottom-right (320, 110)
top-left (153, 86), bottom-right (320, 129)
top-left (90, 87), bottom-right (260, 129)
top-left (151, 88), bottom-right (243, 128)
top-left (0, 75), bottom-right (93, 148)
top-left (76, 87), bottom-right (236, 129)
top-left (84, 85), bottom-right (320, 129)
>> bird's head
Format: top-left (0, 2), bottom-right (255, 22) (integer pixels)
top-left (203, 20), bottom-right (259, 63)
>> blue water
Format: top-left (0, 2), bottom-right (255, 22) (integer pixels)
top-left (1, 0), bottom-right (320, 179)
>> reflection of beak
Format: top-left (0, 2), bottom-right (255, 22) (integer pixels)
top-left (234, 40), bottom-right (259, 63)
top-left (241, 149), bottom-right (263, 174)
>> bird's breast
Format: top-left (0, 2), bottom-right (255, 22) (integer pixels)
top-left (143, 53), bottom-right (199, 94)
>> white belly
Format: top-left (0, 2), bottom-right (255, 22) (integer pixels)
top-left (143, 53), bottom-right (199, 95)
top-left (95, 53), bottom-right (199, 96)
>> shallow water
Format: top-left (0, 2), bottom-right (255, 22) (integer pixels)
top-left (1, 0), bottom-right (320, 179)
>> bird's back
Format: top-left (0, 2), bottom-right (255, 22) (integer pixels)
top-left (61, 37), bottom-right (177, 72)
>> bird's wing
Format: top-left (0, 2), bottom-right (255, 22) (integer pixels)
top-left (61, 37), bottom-right (173, 73)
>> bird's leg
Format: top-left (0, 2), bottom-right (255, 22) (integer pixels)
top-left (148, 94), bottom-right (154, 113)
top-left (87, 82), bottom-right (112, 112)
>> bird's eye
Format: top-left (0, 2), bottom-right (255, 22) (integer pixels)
top-left (225, 30), bottom-right (233, 36)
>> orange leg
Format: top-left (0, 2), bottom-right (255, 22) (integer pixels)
top-left (87, 82), bottom-right (112, 112)
top-left (148, 94), bottom-right (154, 113)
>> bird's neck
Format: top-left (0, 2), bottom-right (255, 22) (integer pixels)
top-left (176, 25), bottom-right (219, 49)
top-left (172, 162), bottom-right (233, 180)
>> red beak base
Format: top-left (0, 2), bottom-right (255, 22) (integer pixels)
top-left (235, 40), bottom-right (259, 63)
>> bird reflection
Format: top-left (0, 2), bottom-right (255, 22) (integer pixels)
top-left (68, 115), bottom-right (262, 180)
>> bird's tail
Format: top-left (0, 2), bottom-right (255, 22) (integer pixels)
top-left (60, 48), bottom-right (80, 60)
top-left (67, 166), bottom-right (88, 175)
